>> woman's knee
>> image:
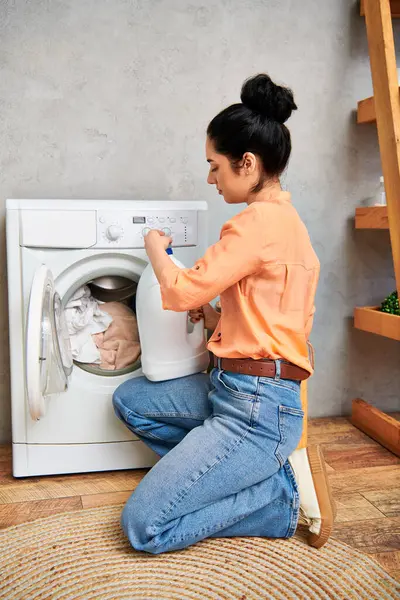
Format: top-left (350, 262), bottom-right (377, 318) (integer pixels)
top-left (112, 377), bottom-right (146, 421)
top-left (121, 487), bottom-right (164, 554)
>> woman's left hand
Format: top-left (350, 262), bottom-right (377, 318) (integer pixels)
top-left (144, 230), bottom-right (172, 253)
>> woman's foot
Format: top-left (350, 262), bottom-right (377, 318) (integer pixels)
top-left (306, 445), bottom-right (336, 548)
top-left (289, 445), bottom-right (336, 549)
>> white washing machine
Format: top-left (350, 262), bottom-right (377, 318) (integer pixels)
top-left (6, 199), bottom-right (207, 477)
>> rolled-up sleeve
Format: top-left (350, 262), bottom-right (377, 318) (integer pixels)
top-left (160, 207), bottom-right (265, 311)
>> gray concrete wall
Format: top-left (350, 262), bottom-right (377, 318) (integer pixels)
top-left (1, 0), bottom-right (399, 442)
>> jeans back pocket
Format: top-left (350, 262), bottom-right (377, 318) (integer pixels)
top-left (275, 405), bottom-right (304, 467)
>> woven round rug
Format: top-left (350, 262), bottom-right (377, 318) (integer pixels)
top-left (0, 505), bottom-right (398, 600)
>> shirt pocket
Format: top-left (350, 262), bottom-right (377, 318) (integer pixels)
top-left (242, 265), bottom-right (285, 307)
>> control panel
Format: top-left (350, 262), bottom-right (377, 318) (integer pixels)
top-left (96, 210), bottom-right (198, 248)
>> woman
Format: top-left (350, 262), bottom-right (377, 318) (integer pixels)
top-left (113, 74), bottom-right (334, 554)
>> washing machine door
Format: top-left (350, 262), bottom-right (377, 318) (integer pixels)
top-left (26, 265), bottom-right (73, 420)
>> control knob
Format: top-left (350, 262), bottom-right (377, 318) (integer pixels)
top-left (106, 225), bottom-right (123, 241)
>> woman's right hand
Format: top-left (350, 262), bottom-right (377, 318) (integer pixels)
top-left (189, 303), bottom-right (220, 332)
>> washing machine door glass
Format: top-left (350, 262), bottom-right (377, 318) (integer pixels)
top-left (26, 265), bottom-right (73, 420)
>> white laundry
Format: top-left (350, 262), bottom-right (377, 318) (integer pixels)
top-left (65, 286), bottom-right (112, 364)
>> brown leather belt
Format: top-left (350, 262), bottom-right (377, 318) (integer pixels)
top-left (212, 355), bottom-right (310, 381)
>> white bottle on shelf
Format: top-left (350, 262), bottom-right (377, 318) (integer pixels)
top-left (373, 176), bottom-right (386, 206)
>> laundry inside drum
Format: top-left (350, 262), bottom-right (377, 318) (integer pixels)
top-left (64, 275), bottom-right (141, 376)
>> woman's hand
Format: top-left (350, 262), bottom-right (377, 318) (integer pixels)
top-left (189, 303), bottom-right (220, 332)
top-left (144, 230), bottom-right (172, 253)
top-left (143, 230), bottom-right (174, 283)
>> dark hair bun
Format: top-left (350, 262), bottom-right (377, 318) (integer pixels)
top-left (240, 74), bottom-right (297, 124)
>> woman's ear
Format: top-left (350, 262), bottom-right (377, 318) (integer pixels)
top-left (242, 152), bottom-right (257, 174)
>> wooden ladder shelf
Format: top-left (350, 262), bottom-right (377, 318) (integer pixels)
top-left (352, 0), bottom-right (400, 456)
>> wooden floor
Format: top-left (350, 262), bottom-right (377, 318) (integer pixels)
top-left (0, 416), bottom-right (399, 581)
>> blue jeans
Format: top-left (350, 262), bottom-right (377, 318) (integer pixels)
top-left (113, 365), bottom-right (303, 554)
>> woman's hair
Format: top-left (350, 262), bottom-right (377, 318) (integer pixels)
top-left (207, 74), bottom-right (297, 191)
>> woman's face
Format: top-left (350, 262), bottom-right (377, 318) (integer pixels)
top-left (206, 137), bottom-right (258, 204)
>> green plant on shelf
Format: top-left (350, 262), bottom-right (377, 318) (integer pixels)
top-left (380, 291), bottom-right (400, 315)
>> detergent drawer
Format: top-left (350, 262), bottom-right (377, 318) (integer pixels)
top-left (20, 210), bottom-right (97, 248)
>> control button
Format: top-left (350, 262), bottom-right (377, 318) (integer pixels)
top-left (106, 224), bottom-right (123, 241)
top-left (169, 217), bottom-right (176, 223)
top-left (181, 217), bottom-right (188, 224)
top-left (158, 217), bottom-right (165, 223)
top-left (99, 216), bottom-right (106, 224)
top-left (162, 227), bottom-right (172, 236)
top-left (142, 227), bottom-right (151, 236)
top-left (147, 217), bottom-right (154, 223)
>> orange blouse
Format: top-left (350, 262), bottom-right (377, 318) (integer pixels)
top-left (160, 191), bottom-right (320, 376)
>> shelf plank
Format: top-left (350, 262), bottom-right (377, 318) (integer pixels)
top-left (357, 95), bottom-right (377, 124)
top-left (358, 89), bottom-right (400, 124)
top-left (354, 306), bottom-right (400, 340)
top-left (351, 399), bottom-right (400, 457)
top-left (361, 0), bottom-right (400, 17)
top-left (355, 206), bottom-right (389, 229)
